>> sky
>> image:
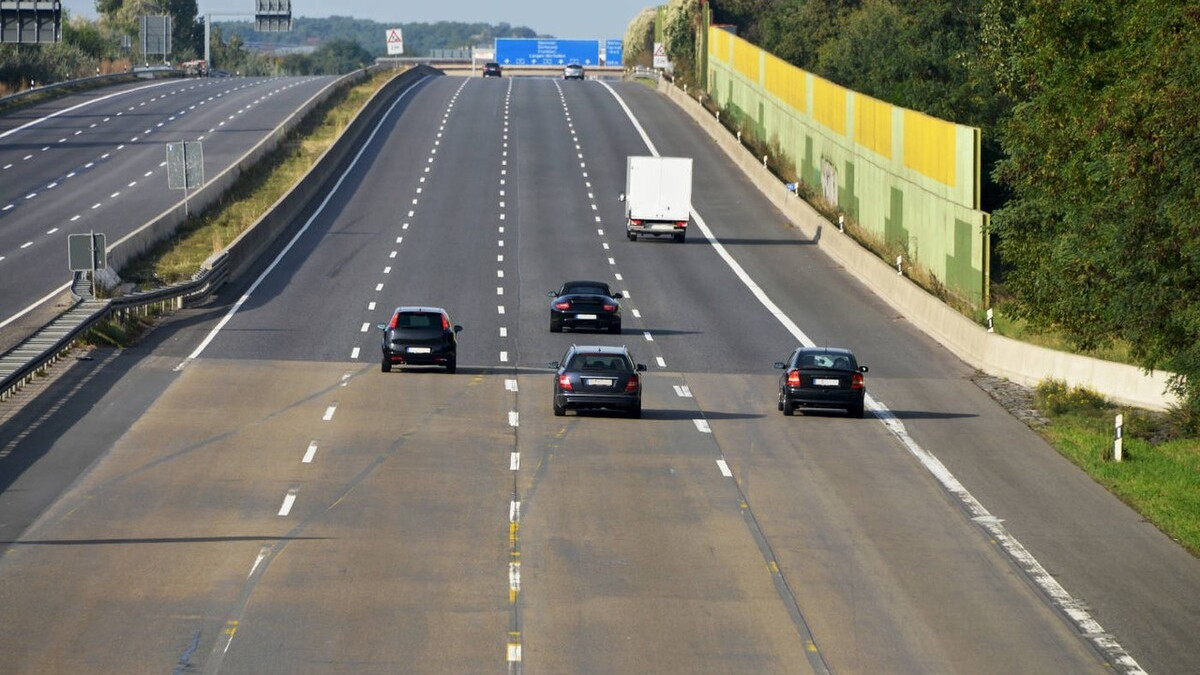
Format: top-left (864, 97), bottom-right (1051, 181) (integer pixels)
top-left (60, 1), bottom-right (655, 40)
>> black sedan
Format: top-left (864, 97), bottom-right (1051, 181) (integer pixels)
top-left (548, 280), bottom-right (623, 333)
top-left (378, 306), bottom-right (462, 373)
top-left (774, 347), bottom-right (868, 417)
top-left (551, 345), bottom-right (647, 418)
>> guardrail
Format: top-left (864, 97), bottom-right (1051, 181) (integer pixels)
top-left (0, 253), bottom-right (228, 403)
top-left (0, 64), bottom-right (437, 405)
top-left (0, 70), bottom-right (183, 111)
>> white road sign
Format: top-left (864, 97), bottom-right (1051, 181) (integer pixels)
top-left (386, 28), bottom-right (404, 55)
top-left (653, 41), bottom-right (669, 69)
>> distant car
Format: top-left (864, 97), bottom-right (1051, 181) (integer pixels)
top-left (563, 63), bottom-right (585, 80)
top-left (548, 280), bottom-right (623, 333)
top-left (774, 347), bottom-right (868, 417)
top-left (551, 344), bottom-right (647, 417)
top-left (482, 62), bottom-right (503, 77)
top-left (378, 306), bottom-right (462, 373)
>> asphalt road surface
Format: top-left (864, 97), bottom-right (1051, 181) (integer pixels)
top-left (0, 74), bottom-right (336, 350)
top-left (1, 73), bottom-right (1197, 674)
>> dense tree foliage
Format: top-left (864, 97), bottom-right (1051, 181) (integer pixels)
top-left (990, 0), bottom-right (1200, 408)
top-left (215, 17), bottom-right (542, 57)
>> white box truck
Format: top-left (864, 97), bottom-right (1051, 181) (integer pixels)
top-left (621, 156), bottom-right (692, 242)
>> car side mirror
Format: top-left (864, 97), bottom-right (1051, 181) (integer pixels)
top-left (859, 365), bottom-right (868, 373)
top-left (547, 291), bottom-right (557, 297)
top-left (548, 361), bottom-right (560, 369)
top-left (617, 192), bottom-right (626, 202)
top-left (612, 292), bottom-right (623, 299)
top-left (377, 324), bottom-right (387, 331)
top-left (454, 325), bottom-right (463, 333)
top-left (636, 364), bottom-right (647, 372)
top-left (773, 362), bottom-right (786, 369)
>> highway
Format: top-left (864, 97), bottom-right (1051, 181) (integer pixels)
top-left (0, 74), bottom-right (336, 351)
top-left (1, 72), bottom-right (1198, 674)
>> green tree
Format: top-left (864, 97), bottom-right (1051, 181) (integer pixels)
top-left (991, 0), bottom-right (1200, 409)
top-left (310, 38), bottom-right (373, 74)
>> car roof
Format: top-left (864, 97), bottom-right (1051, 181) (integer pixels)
top-left (392, 306), bottom-right (448, 314)
top-left (568, 344), bottom-right (630, 355)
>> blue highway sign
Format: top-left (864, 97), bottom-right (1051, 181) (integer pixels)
top-left (496, 39), bottom-right (600, 66)
top-left (605, 39), bottom-right (624, 67)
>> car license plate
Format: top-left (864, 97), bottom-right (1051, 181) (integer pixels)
top-left (813, 378), bottom-right (840, 387)
top-left (585, 378), bottom-right (614, 387)
top-left (407, 347), bottom-right (432, 354)
top-left (576, 313), bottom-right (598, 320)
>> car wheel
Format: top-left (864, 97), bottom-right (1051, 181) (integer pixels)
top-left (553, 397), bottom-right (566, 416)
top-left (777, 391), bottom-right (784, 411)
top-left (609, 321), bottom-right (622, 334)
top-left (550, 317), bottom-right (563, 333)
top-left (849, 404), bottom-right (865, 418)
top-left (381, 355), bottom-right (392, 373)
top-left (445, 358), bottom-right (457, 374)
top-left (629, 403), bottom-right (642, 419)
top-left (782, 397), bottom-right (795, 416)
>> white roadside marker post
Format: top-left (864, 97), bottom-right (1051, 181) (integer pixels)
top-left (1114, 414), bottom-right (1124, 462)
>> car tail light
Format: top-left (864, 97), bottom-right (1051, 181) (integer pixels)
top-left (631, 219), bottom-right (643, 226)
top-left (388, 313), bottom-right (399, 329)
top-left (603, 303), bottom-right (617, 312)
top-left (675, 221), bottom-right (687, 229)
top-left (554, 301), bottom-right (571, 310)
top-left (851, 373), bottom-right (865, 390)
top-left (558, 375), bottom-right (573, 391)
top-left (787, 370), bottom-right (801, 386)
top-left (441, 314), bottom-right (451, 331)
top-left (624, 374), bottom-right (639, 392)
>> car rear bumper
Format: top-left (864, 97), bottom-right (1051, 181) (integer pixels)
top-left (782, 387), bottom-right (864, 409)
top-left (383, 348), bottom-right (455, 365)
top-left (556, 392), bottom-right (640, 411)
top-left (553, 313), bottom-right (619, 330)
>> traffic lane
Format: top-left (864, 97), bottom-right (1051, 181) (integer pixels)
top-left (688, 371), bottom-right (1111, 673)
top-left (0, 358), bottom-right (512, 673)
top-left (212, 364), bottom-right (514, 674)
top-left (192, 75), bottom-right (507, 366)
top-left (610, 82), bottom-right (1199, 672)
top-left (513, 373), bottom-right (822, 674)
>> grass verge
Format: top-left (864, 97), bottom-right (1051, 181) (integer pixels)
top-left (1031, 380), bottom-right (1200, 556)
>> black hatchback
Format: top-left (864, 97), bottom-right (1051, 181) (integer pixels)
top-left (774, 347), bottom-right (868, 417)
top-left (551, 345), bottom-right (647, 417)
top-left (378, 307), bottom-right (462, 373)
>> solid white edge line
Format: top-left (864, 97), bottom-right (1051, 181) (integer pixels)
top-left (599, 80), bottom-right (1147, 675)
top-left (180, 76), bottom-right (431, 364)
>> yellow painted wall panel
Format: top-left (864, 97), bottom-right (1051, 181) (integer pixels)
top-left (710, 27), bottom-right (731, 64)
top-left (903, 109), bottom-right (956, 186)
top-left (854, 93), bottom-right (892, 159)
top-left (765, 52), bottom-right (806, 114)
top-left (812, 76), bottom-right (846, 136)
top-left (733, 36), bottom-right (760, 82)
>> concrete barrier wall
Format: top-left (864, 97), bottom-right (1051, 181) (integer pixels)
top-left (657, 79), bottom-right (1177, 411)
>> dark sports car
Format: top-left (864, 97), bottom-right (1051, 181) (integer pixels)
top-left (548, 280), bottom-right (623, 333)
top-left (774, 346), bottom-right (868, 417)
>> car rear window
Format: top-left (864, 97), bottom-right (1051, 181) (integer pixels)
top-left (569, 354), bottom-right (631, 372)
top-left (565, 285), bottom-right (607, 296)
top-left (797, 353), bottom-right (857, 370)
top-left (394, 312), bottom-right (438, 328)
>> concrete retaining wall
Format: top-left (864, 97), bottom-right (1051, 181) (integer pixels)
top-left (657, 79), bottom-right (1177, 411)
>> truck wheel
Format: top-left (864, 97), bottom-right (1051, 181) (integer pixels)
top-left (673, 232), bottom-right (686, 243)
top-left (627, 231), bottom-right (637, 242)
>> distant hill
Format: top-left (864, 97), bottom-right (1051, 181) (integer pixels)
top-left (214, 16), bottom-right (549, 56)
